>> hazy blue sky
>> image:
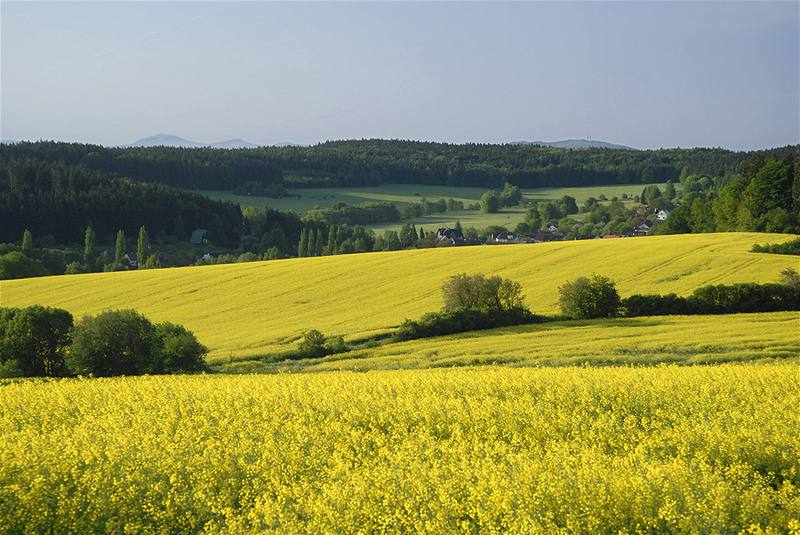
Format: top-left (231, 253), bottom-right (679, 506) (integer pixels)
top-left (1, 1), bottom-right (798, 149)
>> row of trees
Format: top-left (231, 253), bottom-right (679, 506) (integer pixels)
top-left (657, 153), bottom-right (799, 235)
top-left (0, 307), bottom-right (206, 378)
top-left (0, 157), bottom-right (243, 245)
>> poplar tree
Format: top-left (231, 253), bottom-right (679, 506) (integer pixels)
top-left (307, 228), bottom-right (317, 257)
top-left (21, 229), bottom-right (33, 255)
top-left (84, 226), bottom-right (97, 269)
top-left (315, 228), bottom-right (324, 256)
top-left (297, 229), bottom-right (308, 257)
top-left (325, 225), bottom-right (336, 255)
top-left (114, 230), bottom-right (125, 266)
top-left (137, 226), bottom-right (149, 269)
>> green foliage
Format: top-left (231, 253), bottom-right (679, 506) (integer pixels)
top-left (84, 226), bottom-right (96, 269)
top-left (499, 182), bottom-right (522, 207)
top-left (292, 329), bottom-right (349, 359)
top-left (395, 307), bottom-right (539, 342)
top-left (442, 273), bottom-right (526, 313)
top-left (114, 230), bottom-right (126, 266)
top-left (0, 306), bottom-right (73, 376)
top-left (154, 322), bottom-right (208, 373)
top-left (68, 310), bottom-right (161, 377)
top-left (0, 251), bottom-right (47, 280)
top-left (780, 268), bottom-right (800, 290)
top-left (558, 275), bottom-right (622, 319)
top-left (480, 191), bottom-right (500, 213)
top-left (21, 229), bottom-right (33, 256)
top-left (137, 226), bottom-right (149, 269)
top-left (751, 237), bottom-right (800, 255)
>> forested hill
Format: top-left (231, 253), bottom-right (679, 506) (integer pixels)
top-left (2, 140), bottom-right (797, 191)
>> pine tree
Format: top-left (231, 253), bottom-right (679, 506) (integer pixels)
top-left (455, 220), bottom-right (463, 234)
top-left (21, 229), bottom-right (33, 256)
top-left (307, 228), bottom-right (317, 257)
top-left (137, 226), bottom-right (149, 269)
top-left (315, 228), bottom-right (324, 256)
top-left (114, 230), bottom-right (125, 266)
top-left (297, 229), bottom-right (308, 257)
top-left (84, 226), bottom-right (97, 269)
top-left (330, 225), bottom-right (340, 254)
top-left (419, 227), bottom-right (425, 239)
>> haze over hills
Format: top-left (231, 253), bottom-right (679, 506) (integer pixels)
top-left (129, 134), bottom-right (259, 149)
top-left (511, 139), bottom-right (635, 150)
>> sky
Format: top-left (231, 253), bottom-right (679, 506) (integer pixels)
top-left (1, 1), bottom-right (798, 150)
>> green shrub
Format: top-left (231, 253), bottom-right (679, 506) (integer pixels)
top-left (0, 306), bottom-right (73, 376)
top-left (558, 275), bottom-right (622, 319)
top-left (395, 308), bottom-right (539, 342)
top-left (155, 322), bottom-right (208, 373)
top-left (442, 273), bottom-right (525, 312)
top-left (0, 251), bottom-right (48, 280)
top-left (68, 310), bottom-right (161, 376)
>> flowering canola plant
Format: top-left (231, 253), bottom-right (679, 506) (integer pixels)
top-left (1, 232), bottom-right (796, 361)
top-left (1, 364), bottom-right (799, 533)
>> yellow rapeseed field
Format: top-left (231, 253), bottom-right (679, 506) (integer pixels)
top-left (1, 364), bottom-right (799, 533)
top-left (257, 311), bottom-right (798, 373)
top-left (1, 232), bottom-right (797, 361)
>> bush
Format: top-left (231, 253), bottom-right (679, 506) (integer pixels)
top-left (751, 238), bottom-right (800, 255)
top-left (155, 322), bottom-right (208, 373)
top-left (395, 307), bottom-right (539, 342)
top-left (290, 329), bottom-right (350, 359)
top-left (442, 273), bottom-right (525, 312)
top-left (624, 282), bottom-right (800, 317)
top-left (0, 306), bottom-right (73, 376)
top-left (623, 293), bottom-right (697, 317)
top-left (0, 251), bottom-right (48, 279)
top-left (689, 283), bottom-right (799, 314)
top-left (68, 310), bottom-right (161, 376)
top-left (480, 191), bottom-right (500, 213)
top-left (559, 275), bottom-right (622, 319)
top-left (780, 268), bottom-right (800, 290)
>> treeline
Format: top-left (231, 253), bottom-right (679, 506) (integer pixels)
top-left (658, 151), bottom-right (800, 235)
top-left (0, 158), bottom-right (243, 245)
top-left (4, 140), bottom-right (795, 191)
top-left (0, 307), bottom-right (206, 378)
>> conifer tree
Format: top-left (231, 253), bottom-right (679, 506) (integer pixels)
top-left (137, 226), bottom-right (149, 269)
top-left (21, 229), bottom-right (33, 256)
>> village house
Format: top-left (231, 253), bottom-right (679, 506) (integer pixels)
top-left (436, 227), bottom-right (465, 246)
top-left (656, 209), bottom-right (671, 221)
top-left (633, 222), bottom-right (651, 236)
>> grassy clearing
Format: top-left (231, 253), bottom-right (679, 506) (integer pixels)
top-left (202, 182), bottom-right (668, 231)
top-left (1, 364), bottom-right (798, 532)
top-left (1, 233), bottom-right (796, 361)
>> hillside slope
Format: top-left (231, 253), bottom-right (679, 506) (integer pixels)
top-left (1, 233), bottom-right (796, 360)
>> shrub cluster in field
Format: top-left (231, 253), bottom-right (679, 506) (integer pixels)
top-left (752, 237), bottom-right (800, 255)
top-left (0, 365), bottom-right (798, 533)
top-left (0, 307), bottom-right (206, 378)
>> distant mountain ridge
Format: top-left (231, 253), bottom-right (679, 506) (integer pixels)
top-left (129, 134), bottom-right (259, 149)
top-left (511, 139), bottom-right (635, 150)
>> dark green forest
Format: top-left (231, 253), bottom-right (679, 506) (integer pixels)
top-left (3, 139), bottom-right (797, 191)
